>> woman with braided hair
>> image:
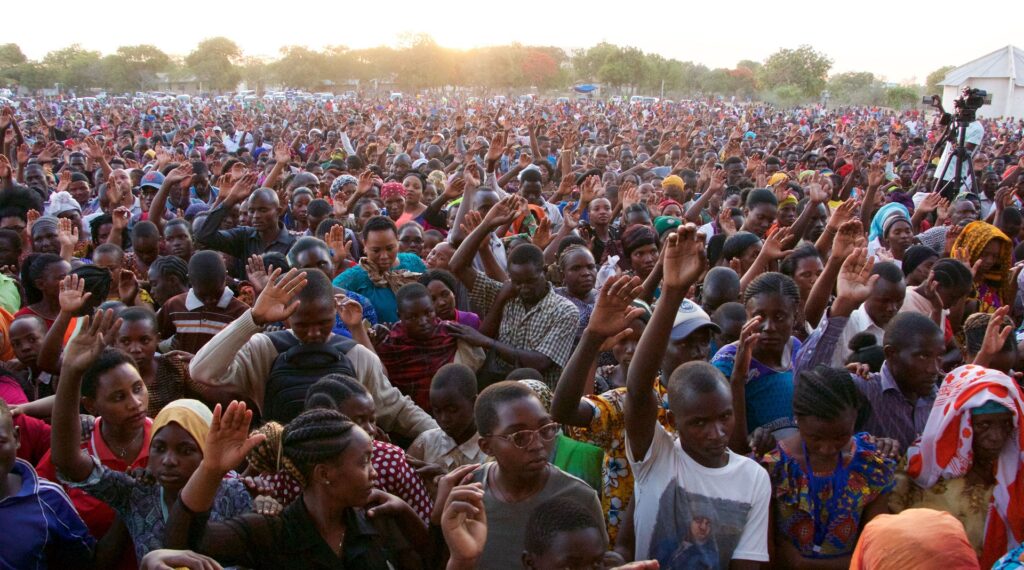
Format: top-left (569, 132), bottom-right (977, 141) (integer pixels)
top-left (553, 244), bottom-right (598, 344)
top-left (166, 402), bottom-right (428, 569)
top-left (242, 374), bottom-right (432, 522)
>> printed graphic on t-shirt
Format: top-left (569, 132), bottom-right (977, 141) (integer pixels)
top-left (648, 479), bottom-right (752, 570)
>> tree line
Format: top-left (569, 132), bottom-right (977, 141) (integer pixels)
top-left (0, 36), bottom-right (953, 108)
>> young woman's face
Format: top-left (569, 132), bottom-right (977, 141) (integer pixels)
top-left (738, 243), bottom-right (762, 274)
top-left (977, 239), bottom-right (1003, 276)
top-left (398, 225), bottom-right (425, 257)
top-left (337, 393), bottom-right (377, 437)
top-left (403, 176), bottom-right (423, 205)
top-left (792, 256), bottom-right (824, 299)
top-left (149, 423), bottom-right (202, 492)
top-left (426, 280), bottom-right (457, 320)
top-left (83, 363), bottom-right (149, 431)
top-left (364, 229), bottom-right (399, 270)
top-left (745, 293), bottom-right (796, 354)
top-left (630, 244), bottom-right (659, 279)
top-left (116, 320), bottom-right (159, 369)
top-left (291, 193), bottom-right (312, 223)
top-left (36, 261), bottom-right (71, 300)
top-left (798, 409), bottom-right (856, 466)
top-left (611, 319), bottom-right (646, 368)
top-left (319, 427), bottom-right (377, 508)
top-left (884, 220), bottom-right (914, 255)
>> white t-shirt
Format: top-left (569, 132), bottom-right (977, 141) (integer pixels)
top-left (627, 424), bottom-right (770, 568)
top-left (935, 120), bottom-right (984, 190)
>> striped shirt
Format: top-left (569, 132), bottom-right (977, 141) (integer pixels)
top-left (794, 314), bottom-right (936, 450)
top-left (157, 288), bottom-right (250, 354)
top-left (0, 459), bottom-right (94, 570)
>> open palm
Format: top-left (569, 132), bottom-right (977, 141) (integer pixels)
top-left (586, 275), bottom-right (645, 338)
top-left (204, 402), bottom-right (265, 475)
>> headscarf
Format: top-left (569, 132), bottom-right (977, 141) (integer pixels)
top-left (653, 215), bottom-right (682, 237)
top-left (906, 365), bottom-right (1024, 568)
top-left (31, 216), bottom-right (59, 238)
top-left (881, 211), bottom-right (911, 240)
top-left (768, 172), bottom-right (789, 187)
top-left (901, 244), bottom-right (939, 277)
top-left (46, 191), bottom-right (82, 216)
top-left (620, 224), bottom-right (658, 259)
top-left (330, 174), bottom-right (357, 196)
top-left (428, 170), bottom-right (446, 193)
top-left (380, 181), bottom-right (406, 201)
top-left (850, 509), bottom-right (980, 570)
top-left (518, 379), bottom-right (553, 412)
top-left (661, 175), bottom-right (685, 193)
top-left (869, 203), bottom-right (911, 242)
top-left (657, 199), bottom-right (683, 213)
top-left (151, 399), bottom-right (214, 456)
top-left (952, 221), bottom-right (1014, 310)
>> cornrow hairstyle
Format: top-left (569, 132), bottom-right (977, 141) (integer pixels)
top-left (743, 272), bottom-right (800, 306)
top-left (964, 313), bottom-right (1015, 356)
top-left (21, 253), bottom-right (64, 305)
top-left (557, 243), bottom-right (593, 271)
top-left (304, 374), bottom-right (370, 411)
top-left (282, 408), bottom-right (359, 484)
top-left (930, 258), bottom-right (973, 292)
top-left (150, 255), bottom-right (190, 288)
top-left (71, 265), bottom-right (112, 316)
top-left (247, 421), bottom-right (306, 486)
top-left (779, 244), bottom-right (822, 278)
top-left (524, 496), bottom-right (605, 556)
top-left (793, 365), bottom-right (865, 423)
top-left (475, 380), bottom-right (538, 436)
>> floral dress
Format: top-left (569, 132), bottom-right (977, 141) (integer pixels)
top-left (762, 432), bottom-right (896, 559)
top-left (564, 379), bottom-right (673, 543)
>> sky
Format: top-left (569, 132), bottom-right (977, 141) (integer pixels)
top-left (10, 0), bottom-right (1021, 86)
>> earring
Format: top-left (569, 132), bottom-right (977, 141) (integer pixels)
top-left (323, 479), bottom-right (331, 486)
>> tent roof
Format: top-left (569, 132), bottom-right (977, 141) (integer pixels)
top-left (940, 45), bottom-right (1024, 87)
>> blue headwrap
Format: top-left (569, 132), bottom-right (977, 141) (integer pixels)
top-left (869, 203), bottom-right (911, 242)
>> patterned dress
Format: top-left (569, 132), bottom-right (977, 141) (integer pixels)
top-left (762, 433), bottom-right (896, 559)
top-left (565, 379), bottom-right (674, 543)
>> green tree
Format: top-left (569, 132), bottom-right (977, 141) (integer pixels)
top-left (42, 45), bottom-right (104, 92)
top-left (102, 45), bottom-right (171, 92)
top-left (827, 71), bottom-right (884, 105)
top-left (240, 57), bottom-right (272, 94)
top-left (185, 37), bottom-right (242, 92)
top-left (759, 45), bottom-right (833, 98)
top-left (273, 46), bottom-right (327, 91)
top-left (886, 85), bottom-right (920, 110)
top-left (0, 43), bottom-right (26, 71)
top-left (925, 65), bottom-right (955, 96)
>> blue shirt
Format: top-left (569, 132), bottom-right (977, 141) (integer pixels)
top-left (1, 459), bottom-right (95, 569)
top-left (333, 288), bottom-right (378, 337)
top-left (333, 253), bottom-right (427, 323)
top-left (711, 337), bottom-right (802, 435)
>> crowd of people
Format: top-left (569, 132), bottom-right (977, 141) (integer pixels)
top-left (0, 89), bottom-right (1023, 569)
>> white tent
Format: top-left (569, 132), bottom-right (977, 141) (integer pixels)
top-left (939, 45), bottom-right (1024, 119)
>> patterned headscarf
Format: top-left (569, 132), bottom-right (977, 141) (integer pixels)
top-left (518, 379), bottom-right (553, 412)
top-left (330, 174), bottom-right (357, 196)
top-left (906, 365), bottom-right (1024, 568)
top-left (952, 221), bottom-right (1014, 310)
top-left (380, 181), bottom-right (407, 201)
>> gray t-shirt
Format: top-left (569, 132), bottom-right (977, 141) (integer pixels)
top-left (472, 462), bottom-right (605, 568)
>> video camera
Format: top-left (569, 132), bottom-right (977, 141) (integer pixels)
top-left (953, 87), bottom-right (992, 123)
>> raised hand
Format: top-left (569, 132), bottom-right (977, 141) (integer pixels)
top-left (82, 137), bottom-right (105, 162)
top-left (57, 217), bottom-right (80, 249)
top-left (111, 206), bottom-right (131, 231)
top-left (273, 140), bottom-right (291, 163)
top-left (444, 176), bottom-right (466, 200)
top-left (835, 247), bottom-right (877, 312)
top-left (531, 217), bottom-right (553, 249)
top-left (482, 194), bottom-right (527, 228)
top-left (164, 162), bottom-right (194, 188)
top-left (251, 268), bottom-right (308, 326)
top-left (762, 227), bottom-right (796, 260)
top-left (334, 293), bottom-right (364, 329)
top-left (974, 305), bottom-right (1013, 366)
top-left (325, 225), bottom-right (351, 265)
top-left (707, 168), bottom-right (727, 194)
top-left (462, 163), bottom-right (480, 189)
top-left (867, 160), bottom-right (886, 188)
top-left (737, 316), bottom-right (763, 364)
top-left (202, 401), bottom-right (266, 475)
top-left (59, 274), bottom-right (92, 314)
top-left (485, 131), bottom-right (507, 163)
top-left (63, 309), bottom-right (121, 376)
top-left (661, 224), bottom-right (707, 291)
top-left (718, 207), bottom-right (738, 237)
top-left (832, 219), bottom-right (865, 259)
top-left (118, 270), bottom-right (140, 304)
top-left (56, 169), bottom-right (71, 193)
top-left (585, 274), bottom-right (645, 339)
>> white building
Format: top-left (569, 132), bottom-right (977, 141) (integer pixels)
top-left (939, 45), bottom-right (1024, 119)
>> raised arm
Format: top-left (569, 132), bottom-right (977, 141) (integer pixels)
top-left (804, 220), bottom-right (864, 329)
top-left (149, 162), bottom-right (194, 235)
top-left (551, 275), bottom-right (644, 427)
top-left (449, 193), bottom-right (525, 290)
top-left (52, 309), bottom-right (123, 483)
top-left (625, 225), bottom-right (706, 461)
top-left (37, 274), bottom-right (92, 374)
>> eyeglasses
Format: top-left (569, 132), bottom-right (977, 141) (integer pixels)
top-left (488, 422), bottom-right (560, 449)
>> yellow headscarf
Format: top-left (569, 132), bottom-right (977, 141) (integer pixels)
top-left (152, 399), bottom-right (213, 456)
top-left (951, 221), bottom-right (1014, 310)
top-left (768, 172), bottom-right (789, 187)
top-left (661, 175), bottom-right (685, 192)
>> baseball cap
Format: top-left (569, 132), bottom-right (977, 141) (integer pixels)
top-left (669, 299), bottom-right (720, 341)
top-left (140, 170), bottom-right (165, 190)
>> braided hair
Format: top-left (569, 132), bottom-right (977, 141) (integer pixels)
top-left (930, 258), bottom-right (973, 294)
top-left (282, 408), bottom-right (360, 484)
top-left (743, 272), bottom-right (800, 306)
top-left (246, 421), bottom-right (306, 486)
top-left (793, 364), bottom-right (865, 424)
top-left (150, 255), bottom-right (189, 288)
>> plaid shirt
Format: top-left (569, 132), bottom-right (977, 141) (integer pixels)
top-left (469, 271), bottom-right (579, 387)
top-left (794, 314), bottom-right (936, 450)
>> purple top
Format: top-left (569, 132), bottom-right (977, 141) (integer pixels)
top-left (456, 309), bottom-right (482, 330)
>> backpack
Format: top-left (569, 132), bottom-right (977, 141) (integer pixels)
top-left (264, 331), bottom-right (357, 424)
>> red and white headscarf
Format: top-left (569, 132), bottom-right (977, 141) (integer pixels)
top-left (906, 364), bottom-right (1024, 568)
